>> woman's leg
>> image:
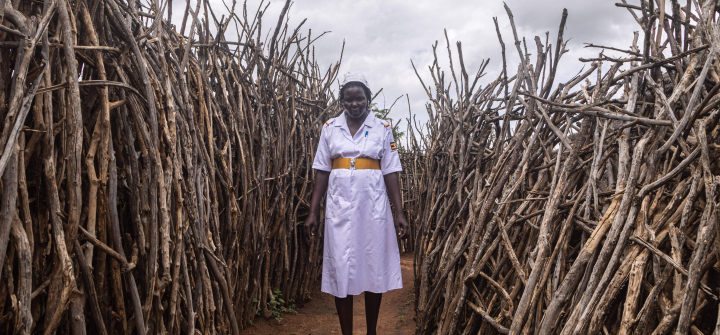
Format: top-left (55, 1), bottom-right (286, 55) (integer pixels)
top-left (365, 292), bottom-right (382, 335)
top-left (335, 295), bottom-right (353, 335)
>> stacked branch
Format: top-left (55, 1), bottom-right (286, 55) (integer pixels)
top-left (410, 1), bottom-right (720, 334)
top-left (0, 0), bottom-right (342, 333)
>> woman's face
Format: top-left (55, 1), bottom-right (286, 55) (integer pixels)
top-left (343, 86), bottom-right (368, 119)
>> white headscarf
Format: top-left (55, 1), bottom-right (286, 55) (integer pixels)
top-left (340, 71), bottom-right (371, 92)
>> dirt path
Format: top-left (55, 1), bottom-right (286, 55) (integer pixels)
top-left (241, 253), bottom-right (416, 335)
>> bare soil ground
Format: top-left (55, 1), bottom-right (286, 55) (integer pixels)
top-left (241, 253), bottom-right (416, 335)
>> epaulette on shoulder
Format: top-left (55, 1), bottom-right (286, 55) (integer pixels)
top-left (374, 117), bottom-right (391, 130)
top-left (324, 119), bottom-right (335, 127)
top-left (375, 117), bottom-right (391, 129)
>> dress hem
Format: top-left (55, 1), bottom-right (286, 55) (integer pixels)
top-left (321, 284), bottom-right (403, 299)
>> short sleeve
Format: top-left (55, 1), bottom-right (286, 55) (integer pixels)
top-left (312, 124), bottom-right (332, 171)
top-left (381, 127), bottom-right (402, 175)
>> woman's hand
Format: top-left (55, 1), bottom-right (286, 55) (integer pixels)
top-left (383, 172), bottom-right (410, 240)
top-left (305, 214), bottom-right (318, 237)
top-left (305, 170), bottom-right (330, 239)
top-left (395, 216), bottom-right (410, 239)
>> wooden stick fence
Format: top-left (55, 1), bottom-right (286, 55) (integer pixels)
top-left (4, 0), bottom-right (720, 334)
top-left (0, 0), bottom-right (344, 333)
top-left (407, 2), bottom-right (720, 334)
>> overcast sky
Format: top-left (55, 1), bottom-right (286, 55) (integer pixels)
top-left (171, 0), bottom-right (643, 129)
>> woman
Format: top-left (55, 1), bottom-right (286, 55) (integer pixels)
top-left (305, 72), bottom-right (409, 335)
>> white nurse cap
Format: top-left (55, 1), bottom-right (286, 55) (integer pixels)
top-left (340, 71), bottom-right (371, 92)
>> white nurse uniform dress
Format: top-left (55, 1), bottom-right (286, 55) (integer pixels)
top-left (312, 111), bottom-right (403, 298)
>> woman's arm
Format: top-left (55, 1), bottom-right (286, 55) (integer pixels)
top-left (305, 170), bottom-right (330, 237)
top-left (384, 172), bottom-right (409, 239)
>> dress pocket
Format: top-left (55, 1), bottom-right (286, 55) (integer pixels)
top-left (372, 188), bottom-right (389, 221)
top-left (326, 187), bottom-right (337, 219)
top-left (362, 135), bottom-right (383, 158)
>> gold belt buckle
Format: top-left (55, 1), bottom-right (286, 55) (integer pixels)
top-left (350, 158), bottom-right (355, 170)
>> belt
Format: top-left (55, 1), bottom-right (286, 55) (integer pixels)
top-left (332, 158), bottom-right (380, 170)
